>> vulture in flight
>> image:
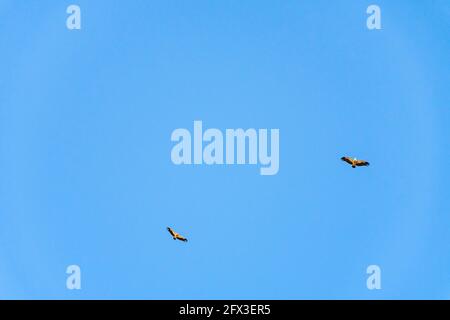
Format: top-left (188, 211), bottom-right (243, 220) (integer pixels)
top-left (341, 156), bottom-right (370, 168)
top-left (167, 227), bottom-right (188, 242)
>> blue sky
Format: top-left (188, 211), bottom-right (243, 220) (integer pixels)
top-left (0, 0), bottom-right (449, 299)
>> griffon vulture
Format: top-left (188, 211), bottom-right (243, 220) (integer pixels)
top-left (167, 227), bottom-right (188, 242)
top-left (341, 156), bottom-right (370, 168)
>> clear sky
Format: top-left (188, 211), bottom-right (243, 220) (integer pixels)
top-left (0, 0), bottom-right (449, 299)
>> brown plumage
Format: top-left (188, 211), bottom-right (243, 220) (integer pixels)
top-left (167, 227), bottom-right (188, 242)
top-left (341, 156), bottom-right (370, 168)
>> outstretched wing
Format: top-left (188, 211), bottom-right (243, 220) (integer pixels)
top-left (167, 227), bottom-right (176, 237)
top-left (341, 157), bottom-right (353, 165)
top-left (176, 235), bottom-right (188, 242)
top-left (355, 160), bottom-right (370, 166)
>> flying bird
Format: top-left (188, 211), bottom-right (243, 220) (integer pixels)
top-left (167, 227), bottom-right (188, 242)
top-left (341, 156), bottom-right (370, 168)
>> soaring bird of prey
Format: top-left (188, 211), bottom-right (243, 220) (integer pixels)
top-left (167, 227), bottom-right (188, 242)
top-left (341, 156), bottom-right (370, 168)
